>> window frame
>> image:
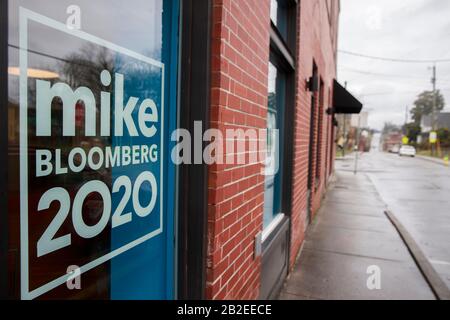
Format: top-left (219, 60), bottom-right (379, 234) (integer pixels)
top-left (263, 0), bottom-right (297, 245)
top-left (263, 59), bottom-right (286, 231)
top-left (260, 0), bottom-right (297, 300)
top-left (177, 0), bottom-right (212, 300)
top-left (0, 0), bottom-right (211, 300)
top-left (270, 0), bottom-right (297, 52)
top-left (315, 78), bottom-right (325, 186)
top-left (0, 0), bottom-right (8, 300)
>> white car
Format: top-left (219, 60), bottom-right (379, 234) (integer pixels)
top-left (399, 145), bottom-right (416, 157)
top-left (389, 145), bottom-right (400, 153)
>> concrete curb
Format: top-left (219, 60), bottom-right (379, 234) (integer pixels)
top-left (384, 210), bottom-right (450, 300)
top-left (416, 155), bottom-right (449, 167)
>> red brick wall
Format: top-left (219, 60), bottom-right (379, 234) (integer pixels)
top-left (206, 0), bottom-right (271, 300)
top-left (206, 0), bottom-right (340, 298)
top-left (289, 0), bottom-right (339, 267)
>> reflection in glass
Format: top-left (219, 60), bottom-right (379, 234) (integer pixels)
top-left (270, 0), bottom-right (288, 40)
top-left (263, 62), bottom-right (284, 228)
top-left (7, 0), bottom-right (176, 300)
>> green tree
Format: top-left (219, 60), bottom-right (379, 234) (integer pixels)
top-left (410, 90), bottom-right (445, 125)
top-left (403, 122), bottom-right (421, 143)
top-left (437, 128), bottom-right (450, 147)
top-left (382, 122), bottom-right (401, 134)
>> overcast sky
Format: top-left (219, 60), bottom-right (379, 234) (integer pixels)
top-left (338, 0), bottom-right (450, 130)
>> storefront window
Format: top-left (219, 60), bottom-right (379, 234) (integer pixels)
top-left (7, 0), bottom-right (179, 300)
top-left (270, 0), bottom-right (279, 25)
top-left (270, 0), bottom-right (288, 41)
top-left (263, 62), bottom-right (285, 228)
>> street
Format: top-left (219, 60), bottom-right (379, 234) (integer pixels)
top-left (279, 146), bottom-right (450, 300)
top-left (337, 149), bottom-right (450, 290)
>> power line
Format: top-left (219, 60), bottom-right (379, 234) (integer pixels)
top-left (339, 50), bottom-right (450, 63)
top-left (339, 67), bottom-right (450, 86)
top-left (8, 44), bottom-right (71, 64)
top-left (339, 66), bottom-right (426, 79)
top-left (354, 87), bottom-right (450, 98)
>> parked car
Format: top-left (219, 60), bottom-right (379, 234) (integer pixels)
top-left (389, 144), bottom-right (400, 153)
top-left (399, 145), bottom-right (416, 157)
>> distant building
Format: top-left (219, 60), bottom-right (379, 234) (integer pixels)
top-left (336, 112), bottom-right (369, 152)
top-left (350, 112), bottom-right (369, 129)
top-left (420, 113), bottom-right (450, 133)
top-left (383, 132), bottom-right (403, 152)
top-left (419, 113), bottom-right (450, 144)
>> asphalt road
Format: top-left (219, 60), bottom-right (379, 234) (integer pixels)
top-left (336, 149), bottom-right (450, 290)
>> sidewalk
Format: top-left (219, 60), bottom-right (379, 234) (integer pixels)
top-left (278, 171), bottom-right (436, 300)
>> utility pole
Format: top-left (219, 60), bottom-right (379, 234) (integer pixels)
top-left (354, 114), bottom-right (361, 175)
top-left (404, 106), bottom-right (409, 135)
top-left (431, 64), bottom-right (437, 156)
top-left (342, 81), bottom-right (348, 157)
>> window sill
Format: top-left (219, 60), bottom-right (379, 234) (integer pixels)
top-left (262, 213), bottom-right (286, 244)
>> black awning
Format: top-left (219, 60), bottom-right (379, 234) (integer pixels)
top-left (333, 80), bottom-right (363, 114)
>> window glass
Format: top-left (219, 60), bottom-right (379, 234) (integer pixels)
top-left (270, 0), bottom-right (288, 41)
top-left (270, 0), bottom-right (279, 25)
top-left (316, 80), bottom-right (325, 183)
top-left (7, 0), bottom-right (178, 300)
top-left (263, 62), bottom-right (285, 228)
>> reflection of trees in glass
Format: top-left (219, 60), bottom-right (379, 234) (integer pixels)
top-left (61, 43), bottom-right (115, 91)
top-left (54, 44), bottom-right (115, 153)
top-left (25, 44), bottom-right (116, 148)
top-left (27, 42), bottom-right (163, 154)
top-left (61, 43), bottom-right (161, 109)
top-left (117, 58), bottom-right (161, 102)
top-left (267, 92), bottom-right (277, 171)
top-left (268, 92), bottom-right (276, 112)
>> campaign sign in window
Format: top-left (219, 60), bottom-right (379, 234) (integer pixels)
top-left (18, 8), bottom-right (164, 300)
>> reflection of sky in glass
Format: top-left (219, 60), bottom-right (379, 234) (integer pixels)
top-left (8, 0), bottom-right (164, 105)
top-left (264, 62), bottom-right (280, 228)
top-left (268, 62), bottom-right (277, 95)
top-left (270, 0), bottom-right (278, 26)
top-left (8, 0), bottom-right (163, 62)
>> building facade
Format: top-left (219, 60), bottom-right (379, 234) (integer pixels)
top-left (420, 113), bottom-right (450, 133)
top-left (206, 0), bottom-right (340, 299)
top-left (0, 0), bottom-right (356, 300)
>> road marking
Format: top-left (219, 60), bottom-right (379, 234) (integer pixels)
top-left (430, 260), bottom-right (450, 267)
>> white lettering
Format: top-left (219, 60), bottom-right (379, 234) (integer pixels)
top-left (132, 145), bottom-right (140, 165)
top-left (55, 149), bottom-right (68, 175)
top-left (149, 145), bottom-right (158, 163)
top-left (36, 80), bottom-right (96, 137)
top-left (88, 147), bottom-right (104, 171)
top-left (36, 149), bottom-right (53, 177)
top-left (122, 146), bottom-right (131, 166)
top-left (68, 147), bottom-right (87, 173)
top-left (138, 98), bottom-right (158, 138)
top-left (105, 146), bottom-right (121, 168)
top-left (114, 73), bottom-right (139, 137)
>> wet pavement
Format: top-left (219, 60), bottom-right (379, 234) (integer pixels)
top-left (279, 167), bottom-right (435, 300)
top-left (338, 150), bottom-right (450, 291)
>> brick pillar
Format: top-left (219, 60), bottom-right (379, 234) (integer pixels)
top-left (206, 0), bottom-right (271, 300)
